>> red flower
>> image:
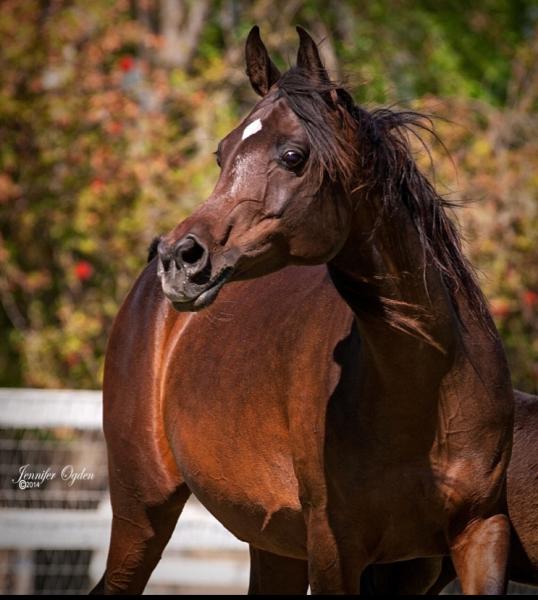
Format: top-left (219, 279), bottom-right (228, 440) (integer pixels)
top-left (119, 55), bottom-right (135, 72)
top-left (74, 260), bottom-right (93, 281)
top-left (523, 290), bottom-right (538, 308)
top-left (90, 178), bottom-right (105, 193)
top-left (106, 121), bottom-right (123, 135)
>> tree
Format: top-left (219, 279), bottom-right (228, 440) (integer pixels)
top-left (0, 0), bottom-right (536, 391)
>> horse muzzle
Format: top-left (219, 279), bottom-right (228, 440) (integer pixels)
top-left (157, 235), bottom-right (233, 311)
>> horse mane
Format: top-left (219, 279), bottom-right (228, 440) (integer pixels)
top-left (276, 68), bottom-right (492, 333)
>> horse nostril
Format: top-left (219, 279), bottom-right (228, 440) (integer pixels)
top-left (177, 235), bottom-right (206, 267)
top-left (174, 235), bottom-right (211, 284)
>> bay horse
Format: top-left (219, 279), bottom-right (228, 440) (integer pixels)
top-left (93, 27), bottom-right (514, 594)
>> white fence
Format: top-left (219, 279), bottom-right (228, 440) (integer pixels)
top-left (0, 388), bottom-right (249, 594)
top-left (0, 388), bottom-right (103, 429)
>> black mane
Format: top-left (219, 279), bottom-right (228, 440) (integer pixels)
top-left (276, 68), bottom-right (491, 330)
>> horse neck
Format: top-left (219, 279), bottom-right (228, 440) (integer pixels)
top-left (324, 138), bottom-right (512, 459)
top-left (327, 174), bottom-right (513, 442)
top-left (328, 193), bottom-right (461, 392)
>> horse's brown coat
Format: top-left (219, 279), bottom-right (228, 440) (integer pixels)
top-left (94, 27), bottom-right (515, 594)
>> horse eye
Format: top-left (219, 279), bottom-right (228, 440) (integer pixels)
top-left (214, 150), bottom-right (221, 168)
top-left (281, 150), bottom-right (305, 170)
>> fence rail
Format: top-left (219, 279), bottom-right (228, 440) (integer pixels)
top-left (0, 388), bottom-right (102, 429)
top-left (0, 501), bottom-right (246, 552)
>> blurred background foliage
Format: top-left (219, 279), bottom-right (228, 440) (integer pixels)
top-left (0, 0), bottom-right (537, 391)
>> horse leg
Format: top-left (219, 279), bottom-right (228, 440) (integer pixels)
top-left (305, 507), bottom-right (365, 594)
top-left (449, 514), bottom-right (510, 594)
top-left (425, 557), bottom-right (457, 594)
top-left (248, 546), bottom-right (309, 594)
top-left (90, 482), bottom-right (190, 594)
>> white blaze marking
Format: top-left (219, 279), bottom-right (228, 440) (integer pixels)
top-left (242, 118), bottom-right (262, 141)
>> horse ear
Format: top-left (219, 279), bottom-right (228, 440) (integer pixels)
top-left (296, 26), bottom-right (330, 84)
top-left (245, 26), bottom-right (281, 97)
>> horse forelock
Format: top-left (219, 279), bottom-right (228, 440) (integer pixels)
top-left (147, 236), bottom-right (162, 263)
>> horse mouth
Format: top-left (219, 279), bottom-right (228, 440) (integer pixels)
top-left (171, 267), bottom-right (234, 312)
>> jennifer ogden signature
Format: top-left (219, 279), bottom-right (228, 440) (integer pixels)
top-left (11, 464), bottom-right (95, 489)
